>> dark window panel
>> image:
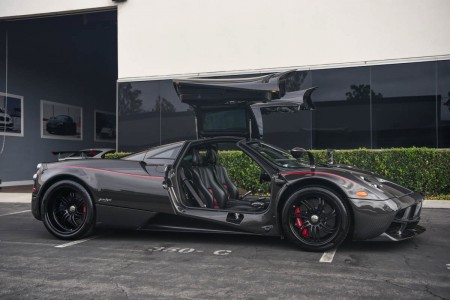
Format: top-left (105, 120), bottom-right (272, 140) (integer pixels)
top-left (262, 71), bottom-right (312, 149)
top-left (371, 62), bottom-right (436, 148)
top-left (437, 60), bottom-right (450, 148)
top-left (159, 80), bottom-right (196, 145)
top-left (311, 66), bottom-right (371, 149)
top-left (118, 81), bottom-right (160, 152)
top-left (262, 111), bottom-right (312, 150)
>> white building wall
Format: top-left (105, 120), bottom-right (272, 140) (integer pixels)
top-left (0, 0), bottom-right (116, 19)
top-left (117, 0), bottom-right (450, 80)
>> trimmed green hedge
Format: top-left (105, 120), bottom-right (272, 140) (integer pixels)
top-left (217, 151), bottom-right (269, 193)
top-left (311, 148), bottom-right (450, 196)
top-left (105, 152), bottom-right (131, 159)
top-left (105, 148), bottom-right (450, 196)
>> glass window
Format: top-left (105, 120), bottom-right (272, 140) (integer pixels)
top-left (311, 66), bottom-right (371, 149)
top-left (437, 60), bottom-right (450, 148)
top-left (118, 81), bottom-right (160, 152)
top-left (148, 146), bottom-right (182, 159)
top-left (262, 70), bottom-right (313, 150)
top-left (123, 141), bottom-right (184, 161)
top-left (371, 62), bottom-right (436, 148)
top-left (159, 80), bottom-right (196, 145)
top-left (247, 141), bottom-right (309, 168)
top-left (203, 109), bottom-right (247, 131)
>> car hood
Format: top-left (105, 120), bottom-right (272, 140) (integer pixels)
top-left (332, 164), bottom-right (413, 196)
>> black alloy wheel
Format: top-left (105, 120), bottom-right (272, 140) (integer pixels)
top-left (41, 180), bottom-right (95, 240)
top-left (281, 186), bottom-right (350, 252)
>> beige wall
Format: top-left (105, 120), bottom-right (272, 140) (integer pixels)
top-left (1, 0), bottom-right (449, 80)
top-left (117, 0), bottom-right (450, 80)
top-left (0, 0), bottom-right (115, 19)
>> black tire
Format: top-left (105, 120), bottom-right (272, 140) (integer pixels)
top-left (41, 180), bottom-right (95, 240)
top-left (281, 186), bottom-right (350, 252)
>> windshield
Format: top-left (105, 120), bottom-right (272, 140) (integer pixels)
top-left (247, 141), bottom-right (309, 168)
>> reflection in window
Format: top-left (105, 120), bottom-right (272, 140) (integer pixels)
top-left (159, 80), bottom-right (196, 145)
top-left (311, 66), bottom-right (371, 149)
top-left (371, 62), bottom-right (436, 148)
top-left (262, 71), bottom-right (313, 149)
top-left (118, 81), bottom-right (160, 151)
top-left (437, 60), bottom-right (450, 148)
top-left (117, 61), bottom-right (450, 151)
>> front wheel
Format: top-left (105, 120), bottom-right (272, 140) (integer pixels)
top-left (281, 186), bottom-right (350, 252)
top-left (41, 180), bottom-right (95, 240)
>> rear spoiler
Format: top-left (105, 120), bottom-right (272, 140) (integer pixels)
top-left (51, 151), bottom-right (78, 156)
top-left (51, 150), bottom-right (93, 160)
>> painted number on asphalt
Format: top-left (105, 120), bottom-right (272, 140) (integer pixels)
top-left (148, 246), bottom-right (232, 256)
top-left (213, 250), bottom-right (232, 256)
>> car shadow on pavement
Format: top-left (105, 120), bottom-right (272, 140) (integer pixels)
top-left (94, 226), bottom-right (299, 251)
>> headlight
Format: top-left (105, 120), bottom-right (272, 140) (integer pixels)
top-left (37, 163), bottom-right (42, 170)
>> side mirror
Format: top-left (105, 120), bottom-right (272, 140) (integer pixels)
top-left (290, 147), bottom-right (315, 171)
top-left (327, 149), bottom-right (335, 165)
top-left (259, 172), bottom-right (271, 183)
top-left (290, 147), bottom-right (307, 159)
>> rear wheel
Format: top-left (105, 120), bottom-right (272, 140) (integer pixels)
top-left (41, 180), bottom-right (95, 240)
top-left (281, 186), bottom-right (350, 252)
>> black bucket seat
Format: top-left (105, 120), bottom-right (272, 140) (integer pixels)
top-left (205, 148), bottom-right (265, 211)
top-left (206, 148), bottom-right (239, 199)
top-left (181, 148), bottom-right (261, 212)
top-left (184, 149), bottom-right (227, 209)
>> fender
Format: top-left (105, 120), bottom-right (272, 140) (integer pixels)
top-left (278, 170), bottom-right (389, 201)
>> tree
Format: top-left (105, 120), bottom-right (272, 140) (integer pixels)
top-left (345, 84), bottom-right (383, 101)
top-left (152, 97), bottom-right (176, 113)
top-left (118, 83), bottom-right (143, 115)
top-left (285, 71), bottom-right (309, 92)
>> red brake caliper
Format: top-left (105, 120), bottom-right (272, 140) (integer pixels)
top-left (82, 206), bottom-right (87, 215)
top-left (294, 207), bottom-right (310, 238)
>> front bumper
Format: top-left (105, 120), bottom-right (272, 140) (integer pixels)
top-left (31, 194), bottom-right (41, 220)
top-left (349, 191), bottom-right (425, 241)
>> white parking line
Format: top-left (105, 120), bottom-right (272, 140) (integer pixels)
top-left (55, 236), bottom-right (97, 248)
top-left (320, 248), bottom-right (337, 263)
top-left (0, 210), bottom-right (31, 217)
top-left (446, 264), bottom-right (450, 270)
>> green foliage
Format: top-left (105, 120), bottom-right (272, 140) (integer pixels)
top-left (104, 148), bottom-right (450, 197)
top-left (311, 148), bottom-right (450, 196)
top-left (217, 151), bottom-right (269, 193)
top-left (104, 152), bottom-right (131, 159)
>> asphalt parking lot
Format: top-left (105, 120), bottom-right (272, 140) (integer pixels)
top-left (0, 201), bottom-right (449, 299)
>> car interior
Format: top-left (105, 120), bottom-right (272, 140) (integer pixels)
top-left (178, 143), bottom-right (271, 212)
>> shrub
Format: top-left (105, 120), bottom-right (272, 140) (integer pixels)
top-left (105, 148), bottom-right (450, 196)
top-left (217, 151), bottom-right (269, 193)
top-left (104, 152), bottom-right (131, 159)
top-left (311, 148), bottom-right (450, 196)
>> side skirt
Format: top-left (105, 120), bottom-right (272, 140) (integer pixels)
top-left (96, 204), bottom-right (158, 229)
top-left (139, 213), bottom-right (261, 236)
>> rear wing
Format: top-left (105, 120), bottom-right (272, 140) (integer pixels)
top-left (51, 150), bottom-right (102, 160)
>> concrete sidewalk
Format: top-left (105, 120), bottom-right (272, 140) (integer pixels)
top-left (0, 192), bottom-right (449, 208)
